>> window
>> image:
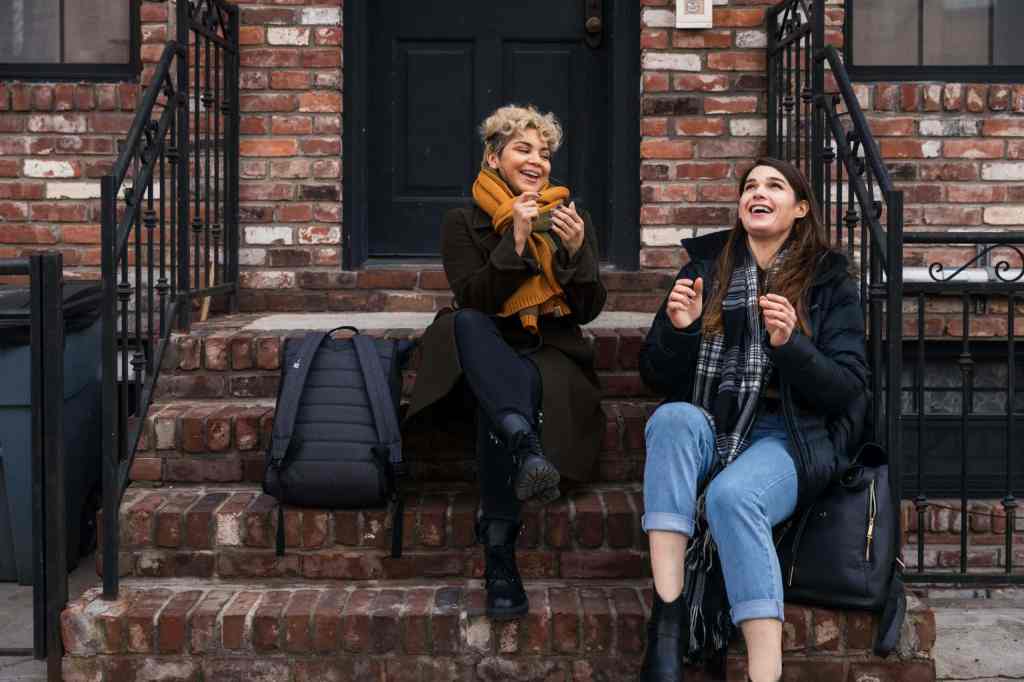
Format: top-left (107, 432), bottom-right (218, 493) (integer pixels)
top-left (846, 0), bottom-right (1024, 81)
top-left (0, 0), bottom-right (139, 81)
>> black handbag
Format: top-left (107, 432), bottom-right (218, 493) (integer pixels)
top-left (776, 439), bottom-right (906, 656)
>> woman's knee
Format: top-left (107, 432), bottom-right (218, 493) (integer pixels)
top-left (454, 308), bottom-right (492, 336)
top-left (644, 402), bottom-right (709, 444)
top-left (705, 475), bottom-right (760, 528)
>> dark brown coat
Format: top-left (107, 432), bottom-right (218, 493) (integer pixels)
top-left (404, 205), bottom-right (607, 481)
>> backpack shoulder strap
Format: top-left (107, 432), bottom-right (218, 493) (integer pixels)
top-left (268, 331), bottom-right (328, 469)
top-left (352, 334), bottom-right (401, 462)
top-left (353, 334), bottom-right (404, 558)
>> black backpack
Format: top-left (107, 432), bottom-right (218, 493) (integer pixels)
top-left (264, 326), bottom-right (411, 557)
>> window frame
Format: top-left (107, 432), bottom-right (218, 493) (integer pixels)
top-left (0, 0), bottom-right (141, 82)
top-left (844, 0), bottom-right (1024, 83)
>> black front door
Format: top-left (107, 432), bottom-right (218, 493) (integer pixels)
top-left (365, 1), bottom-right (613, 259)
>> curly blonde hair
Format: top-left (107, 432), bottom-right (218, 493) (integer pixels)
top-left (479, 104), bottom-right (563, 168)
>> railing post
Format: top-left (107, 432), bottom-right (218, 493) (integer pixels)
top-left (811, 0), bottom-right (826, 202)
top-left (766, 4), bottom-right (777, 157)
top-left (29, 252), bottom-right (67, 678)
top-left (176, 0), bottom-right (192, 330)
top-left (227, 5), bottom-right (241, 312)
top-left (100, 176), bottom-right (120, 601)
top-left (886, 190), bottom-right (905, 539)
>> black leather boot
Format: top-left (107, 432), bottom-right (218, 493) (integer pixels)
top-left (496, 412), bottom-right (560, 502)
top-left (476, 517), bottom-right (529, 620)
top-left (639, 591), bottom-right (689, 681)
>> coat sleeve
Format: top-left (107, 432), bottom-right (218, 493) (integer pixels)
top-left (441, 208), bottom-right (537, 314)
top-left (553, 210), bottom-right (606, 325)
top-left (769, 276), bottom-right (868, 416)
top-left (638, 264), bottom-right (704, 400)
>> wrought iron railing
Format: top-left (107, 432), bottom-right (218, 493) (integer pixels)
top-left (100, 0), bottom-right (239, 600)
top-left (769, 0), bottom-right (1023, 586)
top-left (0, 254), bottom-right (67, 680)
top-left (767, 0), bottom-right (904, 507)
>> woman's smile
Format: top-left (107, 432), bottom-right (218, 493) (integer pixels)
top-left (489, 127), bottom-right (552, 194)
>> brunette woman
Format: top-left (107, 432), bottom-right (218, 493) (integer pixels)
top-left (405, 104), bottom-right (606, 620)
top-left (637, 158), bottom-right (868, 682)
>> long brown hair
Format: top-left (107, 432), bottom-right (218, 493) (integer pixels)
top-left (703, 157), bottom-right (831, 336)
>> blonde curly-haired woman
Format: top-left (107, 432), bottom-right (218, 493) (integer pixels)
top-left (405, 104), bottom-right (607, 620)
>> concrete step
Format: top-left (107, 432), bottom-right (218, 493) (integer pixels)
top-left (130, 398), bottom-right (657, 486)
top-left (105, 483), bottom-right (649, 583)
top-left (61, 579), bottom-right (938, 681)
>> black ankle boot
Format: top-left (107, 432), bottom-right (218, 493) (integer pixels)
top-left (476, 517), bottom-right (529, 620)
top-left (639, 591), bottom-right (689, 681)
top-left (496, 413), bottom-right (560, 502)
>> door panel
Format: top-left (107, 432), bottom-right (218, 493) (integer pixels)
top-left (367, 1), bottom-right (610, 258)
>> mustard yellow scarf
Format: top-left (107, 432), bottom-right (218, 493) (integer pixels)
top-left (472, 168), bottom-right (571, 333)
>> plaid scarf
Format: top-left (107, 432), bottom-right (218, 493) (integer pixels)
top-left (682, 237), bottom-right (788, 672)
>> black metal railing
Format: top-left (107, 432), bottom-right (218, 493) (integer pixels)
top-left (768, 0), bottom-right (904, 513)
top-left (900, 236), bottom-right (1023, 583)
top-left (0, 254), bottom-right (67, 682)
top-left (100, 0), bottom-right (239, 600)
top-left (769, 0), bottom-right (1023, 586)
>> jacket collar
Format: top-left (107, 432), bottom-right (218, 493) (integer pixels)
top-left (680, 229), bottom-right (851, 287)
top-left (469, 205), bottom-right (493, 230)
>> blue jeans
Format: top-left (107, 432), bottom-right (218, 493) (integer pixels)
top-left (642, 402), bottom-right (798, 625)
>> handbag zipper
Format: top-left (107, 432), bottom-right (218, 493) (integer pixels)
top-left (865, 478), bottom-right (877, 561)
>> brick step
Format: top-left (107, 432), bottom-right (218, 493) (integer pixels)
top-left (61, 579), bottom-right (937, 682)
top-left (130, 399), bottom-right (657, 485)
top-left (155, 317), bottom-right (654, 401)
top-left (108, 483), bottom-right (650, 582)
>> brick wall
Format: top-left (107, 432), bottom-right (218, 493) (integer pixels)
top-left (0, 1), bottom-right (170, 280)
top-left (1, 0), bottom-right (1022, 320)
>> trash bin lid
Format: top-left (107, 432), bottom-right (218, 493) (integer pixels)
top-left (0, 282), bottom-right (103, 346)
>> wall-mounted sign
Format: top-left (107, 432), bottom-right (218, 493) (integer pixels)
top-left (676, 0), bottom-right (713, 29)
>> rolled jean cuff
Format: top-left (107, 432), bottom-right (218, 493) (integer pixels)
top-left (730, 598), bottom-right (785, 626)
top-left (641, 512), bottom-right (694, 536)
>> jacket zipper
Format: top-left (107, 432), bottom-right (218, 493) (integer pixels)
top-left (787, 500), bottom-right (815, 587)
top-left (781, 380), bottom-right (814, 587)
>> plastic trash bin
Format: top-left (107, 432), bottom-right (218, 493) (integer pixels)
top-left (0, 282), bottom-right (103, 585)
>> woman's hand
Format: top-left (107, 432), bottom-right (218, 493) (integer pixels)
top-left (511, 192), bottom-right (540, 256)
top-left (551, 201), bottom-right (585, 259)
top-left (760, 293), bottom-right (797, 347)
top-left (667, 277), bottom-right (703, 330)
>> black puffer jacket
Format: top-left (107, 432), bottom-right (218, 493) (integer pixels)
top-left (639, 230), bottom-right (869, 508)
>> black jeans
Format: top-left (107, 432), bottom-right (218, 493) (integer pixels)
top-left (454, 309), bottom-right (541, 522)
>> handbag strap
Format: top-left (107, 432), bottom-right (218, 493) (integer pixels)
top-left (874, 568), bottom-right (906, 656)
top-left (269, 331), bottom-right (328, 469)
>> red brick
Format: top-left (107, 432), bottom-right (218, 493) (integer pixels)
top-left (185, 493), bottom-right (229, 549)
top-left (640, 139), bottom-right (695, 159)
top-left (707, 51), bottom-right (765, 71)
top-left (341, 589), bottom-right (376, 653)
top-left (125, 589), bottom-right (172, 653)
top-left (550, 588), bottom-right (579, 653)
top-left (189, 590), bottom-right (233, 653)
top-left (157, 590), bottom-right (202, 654)
top-left (672, 30), bottom-right (733, 49)
top-left (580, 588), bottom-right (612, 654)
top-left (643, 72), bottom-right (669, 93)
top-left (641, 29), bottom-right (668, 49)
top-left (943, 139), bottom-right (1004, 159)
